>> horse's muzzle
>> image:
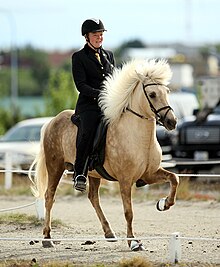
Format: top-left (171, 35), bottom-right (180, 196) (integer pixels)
top-left (164, 117), bottom-right (177, 131)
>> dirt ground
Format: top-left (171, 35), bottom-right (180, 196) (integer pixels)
top-left (0, 183), bottom-right (220, 266)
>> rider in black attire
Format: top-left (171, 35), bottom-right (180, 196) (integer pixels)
top-left (72, 18), bottom-right (115, 192)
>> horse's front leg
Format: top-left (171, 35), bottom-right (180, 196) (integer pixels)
top-left (148, 167), bottom-right (179, 211)
top-left (119, 182), bottom-right (145, 251)
top-left (88, 176), bottom-right (116, 240)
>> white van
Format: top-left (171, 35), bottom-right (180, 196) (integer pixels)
top-left (169, 91), bottom-right (199, 119)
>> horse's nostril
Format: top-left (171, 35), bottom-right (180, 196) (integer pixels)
top-left (167, 119), bottom-right (177, 130)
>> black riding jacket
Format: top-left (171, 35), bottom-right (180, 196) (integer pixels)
top-left (72, 44), bottom-right (115, 114)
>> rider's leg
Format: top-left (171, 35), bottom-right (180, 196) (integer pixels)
top-left (74, 110), bottom-right (101, 192)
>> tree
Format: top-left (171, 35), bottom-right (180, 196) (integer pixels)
top-left (0, 107), bottom-right (23, 135)
top-left (44, 69), bottom-right (78, 116)
top-left (18, 45), bottom-right (50, 96)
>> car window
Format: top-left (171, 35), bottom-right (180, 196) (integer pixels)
top-left (1, 125), bottom-right (42, 142)
top-left (213, 105), bottom-right (220, 114)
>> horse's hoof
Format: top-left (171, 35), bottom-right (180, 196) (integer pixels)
top-left (42, 240), bottom-right (55, 248)
top-left (139, 244), bottom-right (145, 251)
top-left (156, 197), bottom-right (170, 211)
top-left (105, 233), bottom-right (117, 242)
top-left (130, 240), bottom-right (145, 251)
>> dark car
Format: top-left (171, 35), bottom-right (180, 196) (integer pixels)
top-left (156, 91), bottom-right (199, 161)
top-left (156, 125), bottom-right (173, 156)
top-left (171, 104), bottom-right (220, 171)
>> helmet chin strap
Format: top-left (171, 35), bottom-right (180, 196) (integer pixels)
top-left (85, 35), bottom-right (101, 52)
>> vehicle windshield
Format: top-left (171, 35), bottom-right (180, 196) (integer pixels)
top-left (0, 125), bottom-right (42, 142)
top-left (213, 105), bottom-right (220, 114)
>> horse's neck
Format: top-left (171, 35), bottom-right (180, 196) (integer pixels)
top-left (107, 81), bottom-right (157, 146)
top-left (113, 111), bottom-right (156, 142)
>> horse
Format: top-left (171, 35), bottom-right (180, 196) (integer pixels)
top-left (29, 58), bottom-right (179, 251)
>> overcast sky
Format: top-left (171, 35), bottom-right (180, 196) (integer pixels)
top-left (0, 0), bottom-right (219, 51)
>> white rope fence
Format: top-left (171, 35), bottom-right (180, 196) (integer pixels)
top-left (1, 166), bottom-right (220, 218)
top-left (2, 170), bottom-right (220, 176)
top-left (2, 169), bottom-right (220, 176)
top-left (1, 149), bottom-right (220, 189)
top-left (1, 167), bottom-right (220, 190)
top-left (0, 202), bottom-right (35, 212)
top-left (0, 234), bottom-right (219, 242)
top-left (0, 236), bottom-right (172, 242)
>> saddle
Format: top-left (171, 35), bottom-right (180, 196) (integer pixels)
top-left (71, 114), bottom-right (146, 186)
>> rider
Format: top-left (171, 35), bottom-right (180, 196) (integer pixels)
top-left (71, 18), bottom-right (116, 192)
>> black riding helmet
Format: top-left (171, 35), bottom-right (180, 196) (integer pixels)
top-left (81, 19), bottom-right (106, 36)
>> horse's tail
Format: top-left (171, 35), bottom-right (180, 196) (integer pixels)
top-left (28, 121), bottom-right (49, 199)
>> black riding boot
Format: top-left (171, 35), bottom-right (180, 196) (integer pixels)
top-left (74, 174), bottom-right (87, 192)
top-left (73, 156), bottom-right (89, 192)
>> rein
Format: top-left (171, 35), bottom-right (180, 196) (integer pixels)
top-left (126, 107), bottom-right (155, 121)
top-left (126, 83), bottom-right (173, 126)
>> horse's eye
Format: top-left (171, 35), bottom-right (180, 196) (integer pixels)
top-left (149, 92), bottom-right (156, 98)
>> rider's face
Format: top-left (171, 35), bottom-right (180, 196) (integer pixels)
top-left (87, 31), bottom-right (104, 49)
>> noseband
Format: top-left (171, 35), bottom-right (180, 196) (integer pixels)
top-left (126, 83), bottom-right (173, 126)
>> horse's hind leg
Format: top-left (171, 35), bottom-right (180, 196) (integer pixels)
top-left (88, 176), bottom-right (116, 240)
top-left (43, 165), bottom-right (64, 248)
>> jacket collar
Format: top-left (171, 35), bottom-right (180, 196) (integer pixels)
top-left (84, 43), bottom-right (103, 65)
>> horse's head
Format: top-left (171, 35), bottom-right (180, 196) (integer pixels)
top-left (135, 60), bottom-right (177, 131)
top-left (141, 83), bottom-right (177, 130)
top-left (99, 58), bottom-right (177, 130)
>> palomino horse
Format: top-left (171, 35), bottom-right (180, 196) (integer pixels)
top-left (29, 59), bottom-right (179, 251)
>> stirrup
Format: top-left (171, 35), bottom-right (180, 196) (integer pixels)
top-left (74, 174), bottom-right (87, 192)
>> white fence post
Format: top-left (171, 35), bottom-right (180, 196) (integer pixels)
top-left (169, 232), bottom-right (181, 263)
top-left (5, 151), bottom-right (12, 189)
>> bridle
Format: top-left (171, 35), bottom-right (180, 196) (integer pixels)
top-left (126, 83), bottom-right (173, 126)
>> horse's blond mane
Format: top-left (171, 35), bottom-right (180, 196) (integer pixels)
top-left (99, 59), bottom-right (172, 124)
